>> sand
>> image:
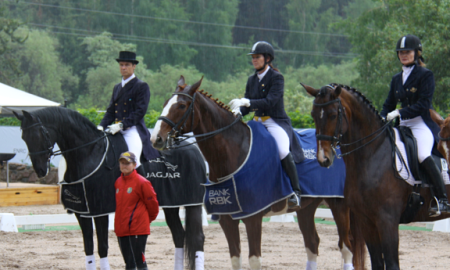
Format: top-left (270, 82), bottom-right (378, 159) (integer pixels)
top-left (1, 204), bottom-right (450, 269)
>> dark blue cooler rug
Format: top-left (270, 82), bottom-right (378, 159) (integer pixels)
top-left (204, 121), bottom-right (345, 220)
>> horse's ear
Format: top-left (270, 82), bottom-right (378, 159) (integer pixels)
top-left (22, 110), bottom-right (35, 121)
top-left (13, 111), bottom-right (23, 121)
top-left (300, 83), bottom-right (319, 97)
top-left (178, 76), bottom-right (185, 87)
top-left (188, 76), bottom-right (204, 95)
top-left (334, 86), bottom-right (342, 97)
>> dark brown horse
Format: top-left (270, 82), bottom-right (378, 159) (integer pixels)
top-left (303, 83), bottom-right (450, 270)
top-left (151, 76), bottom-right (358, 270)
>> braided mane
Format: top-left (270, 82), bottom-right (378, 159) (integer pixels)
top-left (197, 89), bottom-right (232, 112)
top-left (330, 83), bottom-right (384, 121)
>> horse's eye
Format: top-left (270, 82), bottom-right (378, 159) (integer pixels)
top-left (178, 104), bottom-right (186, 110)
top-left (329, 115), bottom-right (337, 121)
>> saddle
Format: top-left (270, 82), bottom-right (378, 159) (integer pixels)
top-left (395, 126), bottom-right (447, 223)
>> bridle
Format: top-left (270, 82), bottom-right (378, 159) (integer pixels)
top-left (438, 130), bottom-right (450, 141)
top-left (22, 116), bottom-right (107, 170)
top-left (313, 86), bottom-right (392, 158)
top-left (157, 91), bottom-right (242, 149)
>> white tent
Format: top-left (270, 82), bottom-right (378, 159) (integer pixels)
top-left (0, 82), bottom-right (60, 117)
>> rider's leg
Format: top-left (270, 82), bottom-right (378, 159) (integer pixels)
top-left (261, 118), bottom-right (301, 207)
top-left (402, 116), bottom-right (450, 214)
top-left (121, 126), bottom-right (143, 168)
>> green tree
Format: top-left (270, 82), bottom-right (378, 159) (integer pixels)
top-left (7, 29), bottom-right (78, 103)
top-left (339, 0), bottom-right (450, 111)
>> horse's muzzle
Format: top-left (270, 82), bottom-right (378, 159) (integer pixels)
top-left (152, 135), bottom-right (166, 150)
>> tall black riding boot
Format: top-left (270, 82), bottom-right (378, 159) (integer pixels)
top-left (136, 165), bottom-right (147, 179)
top-left (422, 156), bottom-right (450, 216)
top-left (281, 153), bottom-right (301, 208)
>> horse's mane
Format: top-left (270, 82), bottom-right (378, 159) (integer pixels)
top-left (197, 89), bottom-right (232, 112)
top-left (329, 83), bottom-right (384, 122)
top-left (32, 107), bottom-right (98, 132)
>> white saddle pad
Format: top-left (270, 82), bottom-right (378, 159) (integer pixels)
top-left (394, 128), bottom-right (450, 186)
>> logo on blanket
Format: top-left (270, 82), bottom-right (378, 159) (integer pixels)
top-left (146, 172), bottom-right (181, 179)
top-left (302, 148), bottom-right (317, 160)
top-left (149, 158), bottom-right (178, 171)
top-left (63, 189), bottom-right (82, 204)
top-left (208, 189), bottom-right (232, 205)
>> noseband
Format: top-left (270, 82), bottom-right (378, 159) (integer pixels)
top-left (438, 131), bottom-right (450, 141)
top-left (313, 98), bottom-right (344, 150)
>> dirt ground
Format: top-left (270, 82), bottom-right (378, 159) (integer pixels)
top-left (1, 204), bottom-right (450, 269)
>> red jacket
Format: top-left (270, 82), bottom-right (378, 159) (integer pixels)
top-left (114, 170), bottom-right (159, 237)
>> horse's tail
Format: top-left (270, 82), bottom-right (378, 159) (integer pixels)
top-left (184, 205), bottom-right (205, 270)
top-left (350, 210), bottom-right (366, 270)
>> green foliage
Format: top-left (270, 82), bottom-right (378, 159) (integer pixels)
top-left (0, 117), bottom-right (21, 126)
top-left (288, 110), bottom-right (315, 128)
top-left (338, 0), bottom-right (450, 111)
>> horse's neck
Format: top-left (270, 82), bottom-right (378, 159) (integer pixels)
top-left (52, 124), bottom-right (106, 181)
top-left (194, 113), bottom-right (250, 181)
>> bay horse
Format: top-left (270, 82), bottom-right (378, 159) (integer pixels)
top-left (303, 83), bottom-right (450, 270)
top-left (14, 107), bottom-right (205, 270)
top-left (150, 76), bottom-right (359, 270)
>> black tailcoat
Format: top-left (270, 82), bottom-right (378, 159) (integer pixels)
top-left (240, 68), bottom-right (305, 163)
top-left (100, 77), bottom-right (160, 160)
top-left (380, 65), bottom-right (440, 152)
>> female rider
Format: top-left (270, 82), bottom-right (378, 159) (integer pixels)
top-left (229, 41), bottom-right (304, 208)
top-left (381, 34), bottom-right (450, 215)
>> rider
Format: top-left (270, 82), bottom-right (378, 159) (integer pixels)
top-left (98, 51), bottom-right (159, 175)
top-left (380, 34), bottom-right (450, 215)
top-left (229, 41), bottom-right (304, 208)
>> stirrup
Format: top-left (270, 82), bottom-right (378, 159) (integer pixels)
top-left (429, 197), bottom-right (448, 217)
top-left (288, 193), bottom-right (301, 208)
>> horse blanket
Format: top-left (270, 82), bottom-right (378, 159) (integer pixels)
top-left (60, 134), bottom-right (126, 217)
top-left (145, 140), bottom-right (207, 207)
top-left (204, 121), bottom-right (346, 220)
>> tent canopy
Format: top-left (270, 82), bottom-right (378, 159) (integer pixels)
top-left (0, 82), bottom-right (60, 117)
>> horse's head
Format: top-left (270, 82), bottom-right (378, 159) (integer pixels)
top-left (14, 110), bottom-right (56, 177)
top-left (302, 83), bottom-right (348, 168)
top-left (438, 115), bottom-right (450, 169)
top-left (151, 75), bottom-right (203, 150)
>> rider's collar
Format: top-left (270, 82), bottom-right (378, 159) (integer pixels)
top-left (257, 65), bottom-right (271, 81)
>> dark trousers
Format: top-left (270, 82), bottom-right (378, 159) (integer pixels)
top-left (118, 235), bottom-right (148, 270)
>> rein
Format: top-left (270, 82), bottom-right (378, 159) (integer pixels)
top-left (158, 92), bottom-right (243, 149)
top-left (313, 97), bottom-right (393, 158)
top-left (23, 117), bottom-right (108, 170)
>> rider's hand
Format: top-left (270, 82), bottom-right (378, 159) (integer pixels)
top-left (229, 98), bottom-right (251, 111)
top-left (97, 125), bottom-right (104, 131)
top-left (232, 107), bottom-right (242, 117)
top-left (107, 123), bottom-right (123, 134)
top-left (386, 110), bottom-right (400, 121)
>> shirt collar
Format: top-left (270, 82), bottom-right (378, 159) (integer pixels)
top-left (402, 65), bottom-right (415, 85)
top-left (257, 66), bottom-right (271, 81)
top-left (122, 74), bottom-right (136, 87)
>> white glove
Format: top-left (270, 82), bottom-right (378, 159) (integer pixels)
top-left (107, 123), bottom-right (123, 134)
top-left (386, 110), bottom-right (400, 121)
top-left (97, 125), bottom-right (104, 131)
top-left (229, 98), bottom-right (250, 111)
top-left (232, 107), bottom-right (242, 116)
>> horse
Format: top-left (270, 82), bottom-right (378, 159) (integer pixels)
top-left (13, 107), bottom-right (206, 270)
top-left (303, 83), bottom-right (450, 270)
top-left (150, 75), bottom-right (358, 270)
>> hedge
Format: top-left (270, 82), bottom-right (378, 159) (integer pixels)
top-left (0, 107), bottom-right (315, 129)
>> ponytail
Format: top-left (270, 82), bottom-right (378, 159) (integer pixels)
top-left (417, 50), bottom-right (426, 67)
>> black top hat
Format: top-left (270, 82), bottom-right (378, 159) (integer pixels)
top-left (116, 51), bottom-right (139, 64)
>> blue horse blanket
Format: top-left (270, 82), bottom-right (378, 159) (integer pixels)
top-left (204, 121), bottom-right (345, 220)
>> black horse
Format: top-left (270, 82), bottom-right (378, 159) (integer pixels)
top-left (14, 107), bottom-right (206, 270)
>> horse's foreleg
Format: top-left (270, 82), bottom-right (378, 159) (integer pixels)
top-left (296, 199), bottom-right (321, 270)
top-left (327, 199), bottom-right (354, 270)
top-left (242, 212), bottom-right (264, 270)
top-left (361, 220), bottom-right (384, 270)
top-left (93, 215), bottom-right (110, 270)
top-left (75, 213), bottom-right (96, 270)
top-left (377, 219), bottom-right (400, 270)
top-left (219, 215), bottom-right (242, 270)
top-left (185, 205), bottom-right (205, 270)
top-left (164, 207), bottom-right (185, 270)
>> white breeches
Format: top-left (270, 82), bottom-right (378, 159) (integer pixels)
top-left (255, 117), bottom-right (290, 160)
top-left (121, 126), bottom-right (143, 167)
top-left (400, 116), bottom-right (433, 163)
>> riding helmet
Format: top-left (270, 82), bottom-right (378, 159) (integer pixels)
top-left (396, 34), bottom-right (422, 52)
top-left (248, 41), bottom-right (275, 61)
